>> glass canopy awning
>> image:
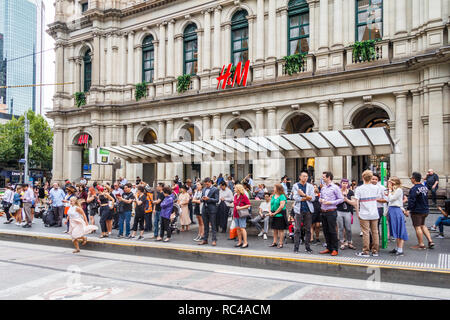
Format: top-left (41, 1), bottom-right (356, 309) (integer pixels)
top-left (100, 127), bottom-right (396, 164)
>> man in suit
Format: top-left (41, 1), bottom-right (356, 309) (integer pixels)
top-left (199, 177), bottom-right (220, 246)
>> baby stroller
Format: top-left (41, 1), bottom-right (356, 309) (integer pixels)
top-left (287, 217), bottom-right (306, 244)
top-left (169, 203), bottom-right (181, 235)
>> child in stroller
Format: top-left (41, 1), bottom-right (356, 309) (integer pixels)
top-left (287, 216), bottom-right (306, 244)
top-left (170, 202), bottom-right (181, 235)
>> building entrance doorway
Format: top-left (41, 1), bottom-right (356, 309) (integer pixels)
top-left (284, 113), bottom-right (314, 181)
top-left (142, 129), bottom-right (157, 186)
top-left (73, 133), bottom-right (92, 181)
top-left (226, 119), bottom-right (253, 182)
top-left (351, 106), bottom-right (390, 183)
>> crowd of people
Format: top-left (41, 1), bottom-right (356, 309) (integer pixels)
top-left (0, 168), bottom-right (448, 256)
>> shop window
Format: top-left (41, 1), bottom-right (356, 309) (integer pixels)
top-left (83, 49), bottom-right (91, 92)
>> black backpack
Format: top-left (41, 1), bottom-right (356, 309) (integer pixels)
top-left (43, 209), bottom-right (57, 227)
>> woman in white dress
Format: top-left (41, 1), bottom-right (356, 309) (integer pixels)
top-left (67, 197), bottom-right (98, 253)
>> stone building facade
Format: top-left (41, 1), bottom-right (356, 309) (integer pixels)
top-left (47, 0), bottom-right (450, 188)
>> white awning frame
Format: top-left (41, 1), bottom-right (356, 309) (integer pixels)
top-left (99, 128), bottom-right (396, 164)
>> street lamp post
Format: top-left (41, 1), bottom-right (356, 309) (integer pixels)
top-left (24, 111), bottom-right (30, 184)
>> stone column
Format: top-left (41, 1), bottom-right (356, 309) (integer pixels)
top-left (394, 91), bottom-right (409, 181)
top-left (248, 16), bottom-right (255, 63)
top-left (202, 115), bottom-right (211, 178)
top-left (52, 128), bottom-right (64, 181)
top-left (157, 120), bottom-right (166, 183)
top-left (280, 7), bottom-right (288, 55)
top-left (428, 84), bottom-right (444, 175)
top-left (92, 33), bottom-right (101, 87)
top-left (153, 40), bottom-right (159, 80)
top-left (316, 101), bottom-right (330, 181)
top-left (267, 0), bottom-right (276, 60)
top-left (254, 108), bottom-right (266, 181)
top-left (158, 22), bottom-right (166, 80)
top-left (395, 0), bottom-right (407, 36)
top-left (265, 107), bottom-right (284, 184)
top-left (112, 33), bottom-right (119, 85)
top-left (134, 44), bottom-right (141, 84)
top-left (412, 0), bottom-right (420, 31)
top-left (333, 0), bottom-right (343, 47)
top-left (428, 0), bottom-right (442, 25)
top-left (74, 58), bottom-right (81, 93)
top-left (213, 6), bottom-right (222, 71)
top-left (203, 9), bottom-right (211, 72)
top-left (106, 33), bottom-right (112, 85)
top-left (211, 114), bottom-right (223, 176)
top-left (126, 124), bottom-right (135, 181)
top-left (165, 120), bottom-right (174, 182)
top-left (307, 2), bottom-right (315, 52)
top-left (167, 20), bottom-right (175, 78)
top-left (197, 29), bottom-right (204, 73)
top-left (319, 0), bottom-right (329, 50)
top-left (411, 90), bottom-right (421, 173)
top-left (332, 99), bottom-right (344, 180)
top-left (174, 35), bottom-right (183, 77)
top-left (256, 0), bottom-right (265, 62)
top-left (127, 31), bottom-right (134, 85)
top-left (223, 23), bottom-right (231, 64)
top-left (55, 43), bottom-right (64, 93)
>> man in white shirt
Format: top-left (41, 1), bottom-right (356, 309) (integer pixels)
top-left (250, 193), bottom-right (271, 240)
top-left (2, 184), bottom-right (14, 224)
top-left (217, 182), bottom-right (233, 233)
top-left (21, 184), bottom-right (35, 228)
top-left (354, 170), bottom-right (381, 257)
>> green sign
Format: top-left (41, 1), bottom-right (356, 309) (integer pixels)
top-left (380, 161), bottom-right (387, 188)
top-left (380, 161), bottom-right (388, 249)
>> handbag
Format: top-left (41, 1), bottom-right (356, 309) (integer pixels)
top-left (237, 195), bottom-right (251, 219)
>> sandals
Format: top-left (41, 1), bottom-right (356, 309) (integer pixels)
top-left (428, 242), bottom-right (435, 249)
top-left (277, 244), bottom-right (284, 249)
top-left (340, 244), bottom-right (346, 250)
top-left (410, 244), bottom-right (427, 250)
top-left (348, 243), bottom-right (356, 250)
top-left (72, 249), bottom-right (80, 254)
top-left (81, 238), bottom-right (87, 246)
top-left (269, 243), bottom-right (277, 247)
top-left (241, 244), bottom-right (249, 249)
top-left (235, 243), bottom-right (243, 247)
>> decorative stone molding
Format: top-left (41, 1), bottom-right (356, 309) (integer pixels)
top-left (232, 111), bottom-right (240, 117)
top-left (362, 95), bottom-right (372, 106)
top-left (291, 104), bottom-right (300, 110)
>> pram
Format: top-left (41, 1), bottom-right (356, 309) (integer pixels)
top-left (169, 203), bottom-right (181, 235)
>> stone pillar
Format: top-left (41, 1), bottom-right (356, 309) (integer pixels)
top-left (223, 23), bottom-right (231, 64)
top-left (319, 0), bottom-right (329, 50)
top-left (74, 58), bottom-right (81, 93)
top-left (265, 107), bottom-right (284, 184)
top-left (428, 0), bottom-right (442, 25)
top-left (157, 120), bottom-right (166, 183)
top-left (256, 0), bottom-right (265, 62)
top-left (92, 33), bottom-right (100, 87)
top-left (202, 115), bottom-right (211, 178)
top-left (153, 40), bottom-right (159, 80)
top-left (308, 2), bottom-right (315, 51)
top-left (394, 91), bottom-right (409, 181)
top-left (52, 128), bottom-right (64, 181)
top-left (395, 0), bottom-right (407, 36)
top-left (100, 36), bottom-right (106, 86)
top-left (333, 0), bottom-right (343, 47)
top-left (55, 43), bottom-right (64, 93)
top-left (174, 35), bottom-right (183, 77)
top-left (428, 84), bottom-right (444, 175)
top-left (253, 108), bottom-right (266, 181)
top-left (158, 22), bottom-right (166, 80)
top-left (316, 101), bottom-right (330, 181)
top-left (165, 120), bottom-right (174, 182)
top-left (248, 16), bottom-right (255, 63)
top-left (213, 6), bottom-right (222, 71)
top-left (412, 0), bottom-right (420, 31)
top-left (126, 124), bottom-right (135, 181)
top-left (197, 29), bottom-right (204, 73)
top-left (203, 9), bottom-right (211, 72)
top-left (267, 0), bottom-right (276, 60)
top-left (106, 34), bottom-right (112, 85)
top-left (211, 114), bottom-right (223, 176)
top-left (411, 90), bottom-right (421, 173)
top-left (127, 31), bottom-right (134, 85)
top-left (280, 7), bottom-right (288, 55)
top-left (134, 44), bottom-right (141, 84)
top-left (167, 20), bottom-right (175, 78)
top-left (332, 99), bottom-right (344, 180)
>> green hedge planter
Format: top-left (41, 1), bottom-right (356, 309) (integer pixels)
top-left (74, 92), bottom-right (86, 108)
top-left (177, 74), bottom-right (191, 93)
top-left (283, 53), bottom-right (307, 75)
top-left (351, 40), bottom-right (379, 63)
top-left (135, 82), bottom-right (148, 101)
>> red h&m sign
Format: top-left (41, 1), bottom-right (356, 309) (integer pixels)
top-left (77, 134), bottom-right (90, 145)
top-left (216, 61), bottom-right (250, 90)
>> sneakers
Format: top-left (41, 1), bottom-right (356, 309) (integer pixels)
top-left (263, 233), bottom-right (268, 240)
top-left (193, 235), bottom-right (202, 242)
top-left (305, 248), bottom-right (313, 254)
top-left (137, 235), bottom-right (144, 241)
top-left (436, 234), bottom-right (444, 239)
top-left (356, 252), bottom-right (370, 257)
top-left (429, 226), bottom-right (438, 232)
top-left (293, 248), bottom-right (299, 254)
top-left (117, 235), bottom-right (123, 239)
top-left (359, 231), bottom-right (363, 237)
top-left (389, 249), bottom-right (397, 254)
top-left (257, 231), bottom-right (264, 237)
top-left (395, 251), bottom-right (404, 256)
top-left (128, 235), bottom-right (135, 239)
top-left (371, 252), bottom-right (379, 257)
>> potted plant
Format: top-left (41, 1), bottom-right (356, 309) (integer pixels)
top-left (135, 82), bottom-right (148, 101)
top-left (177, 74), bottom-right (192, 93)
top-left (74, 92), bottom-right (86, 108)
top-left (283, 53), bottom-right (307, 75)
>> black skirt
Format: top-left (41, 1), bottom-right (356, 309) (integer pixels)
top-left (271, 210), bottom-right (288, 230)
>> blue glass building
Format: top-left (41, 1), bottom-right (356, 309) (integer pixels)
top-left (0, 0), bottom-right (44, 119)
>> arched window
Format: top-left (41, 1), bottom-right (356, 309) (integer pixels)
top-left (288, 0), bottom-right (310, 55)
top-left (183, 24), bottom-right (198, 75)
top-left (231, 9), bottom-right (249, 65)
top-left (356, 0), bottom-right (383, 41)
top-left (142, 36), bottom-right (154, 83)
top-left (83, 49), bottom-right (92, 92)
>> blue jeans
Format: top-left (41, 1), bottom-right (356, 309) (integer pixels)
top-left (435, 216), bottom-right (450, 234)
top-left (118, 211), bottom-right (132, 236)
top-left (153, 210), bottom-right (161, 237)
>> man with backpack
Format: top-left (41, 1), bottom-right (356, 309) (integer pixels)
top-left (291, 172), bottom-right (315, 254)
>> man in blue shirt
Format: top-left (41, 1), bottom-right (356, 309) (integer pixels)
top-left (407, 172), bottom-right (434, 250)
top-left (49, 183), bottom-right (66, 227)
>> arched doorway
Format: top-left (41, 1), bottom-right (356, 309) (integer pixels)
top-left (284, 113), bottom-right (314, 182)
top-left (72, 132), bottom-right (93, 181)
top-left (141, 129), bottom-right (158, 186)
top-left (179, 124), bottom-right (202, 181)
top-left (226, 119), bottom-right (253, 182)
top-left (351, 106), bottom-right (390, 183)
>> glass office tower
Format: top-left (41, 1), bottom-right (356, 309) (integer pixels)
top-left (0, 0), bottom-right (45, 119)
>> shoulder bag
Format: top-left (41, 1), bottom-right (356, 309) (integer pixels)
top-left (237, 195), bottom-right (251, 219)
